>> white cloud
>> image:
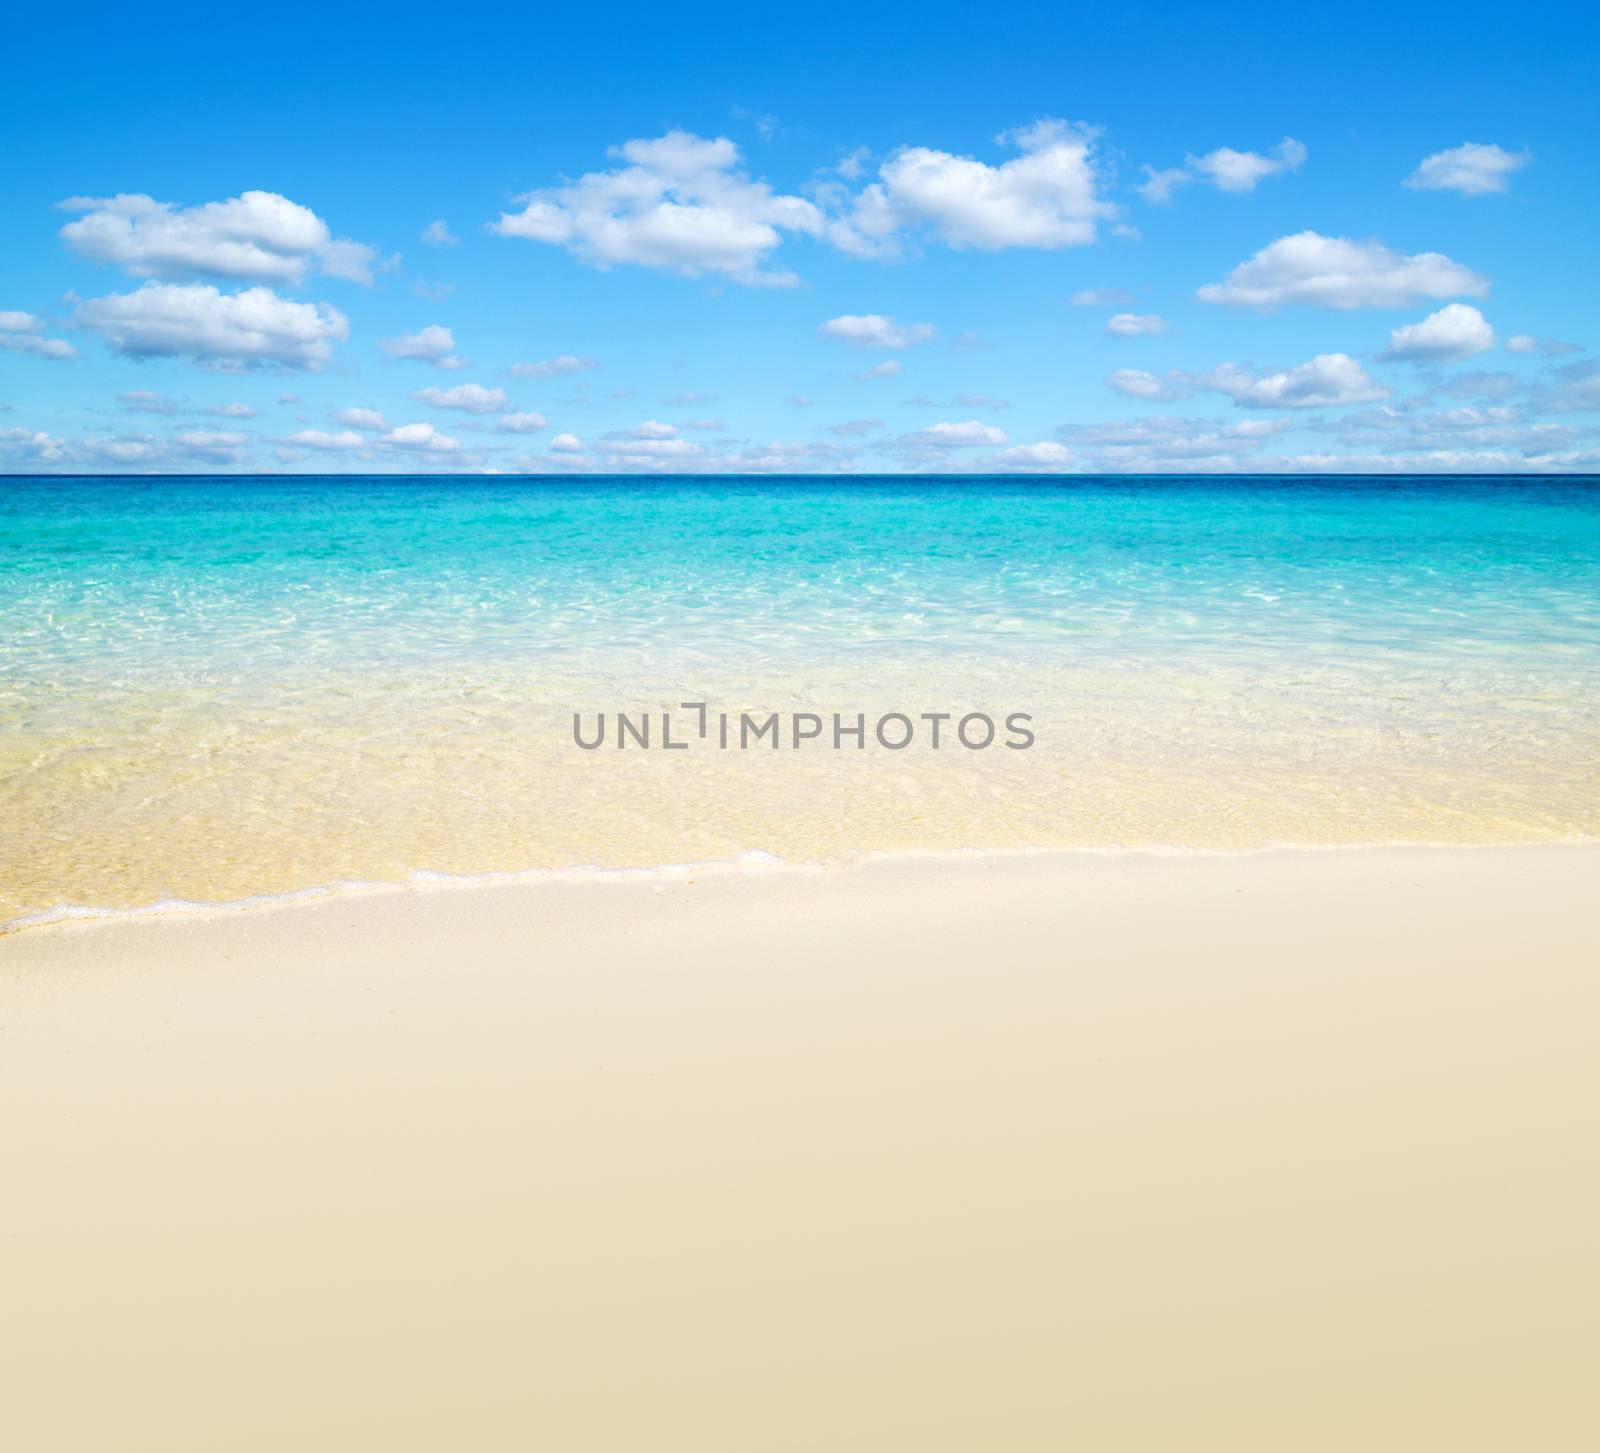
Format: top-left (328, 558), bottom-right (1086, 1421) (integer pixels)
top-left (820, 314), bottom-right (936, 348)
top-left (1197, 231), bottom-right (1488, 309)
top-left (74, 283), bottom-right (348, 369)
top-left (1380, 303), bottom-right (1494, 362)
top-left (59, 191), bottom-right (376, 284)
top-left (380, 324), bottom-right (466, 369)
top-left (1108, 353), bottom-right (1390, 409)
top-left (853, 360), bottom-right (903, 380)
top-left (1135, 167), bottom-right (1192, 205)
top-left (1104, 312), bottom-right (1167, 337)
top-left (1070, 288), bottom-right (1136, 307)
top-left (1201, 354), bottom-right (1390, 408)
top-left (334, 407), bottom-right (387, 430)
top-left (830, 120), bottom-right (1114, 256)
top-left (421, 219), bottom-right (459, 246)
top-left (1315, 404), bottom-right (1580, 454)
top-left (1, 332), bottom-right (78, 359)
top-left (0, 309), bottom-right (77, 358)
top-left (1193, 138), bottom-right (1306, 193)
top-left (498, 411), bottom-right (549, 433)
top-left (285, 428), bottom-right (367, 451)
top-left (1107, 369), bottom-right (1188, 401)
top-left (171, 430), bottom-right (250, 461)
top-left (901, 420), bottom-right (1009, 447)
top-left (411, 382), bottom-right (507, 413)
top-left (1138, 138), bottom-right (1306, 203)
top-left (1505, 334), bottom-right (1536, 353)
top-left (549, 432), bottom-right (584, 453)
top-left (1058, 415), bottom-right (1291, 467)
top-left (0, 427), bottom-right (68, 463)
top-left (612, 420), bottom-right (678, 440)
top-left (508, 354), bottom-right (599, 378)
top-left (1404, 143), bottom-right (1531, 197)
top-left (383, 422), bottom-right (458, 452)
top-left (492, 130), bottom-right (822, 286)
top-left (206, 402), bottom-right (257, 418)
top-left (990, 441), bottom-right (1072, 469)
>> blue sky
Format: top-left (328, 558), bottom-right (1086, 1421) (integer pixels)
top-left (2, 0), bottom-right (1597, 473)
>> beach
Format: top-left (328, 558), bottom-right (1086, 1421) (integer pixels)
top-left (3, 845), bottom-right (1597, 1450)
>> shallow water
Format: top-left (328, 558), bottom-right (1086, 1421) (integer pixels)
top-left (3, 474), bottom-right (1598, 926)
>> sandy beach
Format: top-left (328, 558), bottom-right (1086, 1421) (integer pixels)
top-left (3, 845), bottom-right (1596, 1450)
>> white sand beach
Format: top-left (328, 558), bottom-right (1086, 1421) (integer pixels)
top-left (3, 846), bottom-right (1597, 1450)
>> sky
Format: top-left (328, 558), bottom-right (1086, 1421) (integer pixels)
top-left (2, 0), bottom-right (1598, 475)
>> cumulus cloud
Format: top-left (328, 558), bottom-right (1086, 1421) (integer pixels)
top-left (1057, 415), bottom-right (1291, 467)
top-left (989, 441), bottom-right (1073, 469)
top-left (74, 283), bottom-right (348, 369)
top-left (1109, 353), bottom-right (1389, 408)
top-left (1314, 403), bottom-right (1580, 454)
top-left (285, 428), bottom-right (367, 451)
top-left (383, 422), bottom-right (458, 452)
top-left (549, 432), bottom-right (584, 453)
top-left (820, 314), bottom-right (936, 348)
top-left (330, 407), bottom-right (384, 430)
top-left (1380, 303), bottom-right (1494, 362)
top-left (411, 382), bottom-right (507, 414)
top-left (1404, 143), bottom-right (1531, 197)
top-left (498, 411), bottom-right (549, 432)
top-left (1106, 369), bottom-right (1189, 402)
top-left (0, 310), bottom-right (77, 359)
top-left (508, 354), bottom-right (599, 378)
top-left (828, 120), bottom-right (1115, 257)
top-left (492, 130), bottom-right (822, 286)
top-left (207, 401), bottom-right (257, 418)
top-left (853, 360), bottom-right (903, 380)
top-left (491, 121), bottom-right (1120, 281)
top-left (1104, 312), bottom-right (1167, 337)
top-left (380, 324), bottom-right (466, 369)
top-left (1196, 231), bottom-right (1488, 309)
top-left (59, 191), bottom-right (376, 284)
top-left (900, 420), bottom-right (1009, 447)
top-left (1139, 138), bottom-right (1306, 203)
top-left (421, 219), bottom-right (459, 246)
top-left (0, 426), bottom-right (69, 463)
top-left (1201, 354), bottom-right (1390, 408)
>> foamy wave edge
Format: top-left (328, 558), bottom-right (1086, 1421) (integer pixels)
top-left (5, 835), bottom-right (1597, 939)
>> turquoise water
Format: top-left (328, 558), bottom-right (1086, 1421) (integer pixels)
top-left (6, 475), bottom-right (1599, 677)
top-left (2, 475), bottom-right (1598, 925)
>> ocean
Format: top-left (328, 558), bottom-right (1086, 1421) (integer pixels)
top-left (3, 473), bottom-right (1597, 927)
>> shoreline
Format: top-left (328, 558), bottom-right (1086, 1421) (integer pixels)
top-left (4, 844), bottom-right (1597, 1448)
top-left (5, 834), bottom-right (1596, 941)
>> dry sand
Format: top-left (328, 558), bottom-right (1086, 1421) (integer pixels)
top-left (2, 846), bottom-right (1597, 1450)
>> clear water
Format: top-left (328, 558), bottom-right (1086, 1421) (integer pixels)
top-left (3, 475), bottom-right (1598, 927)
